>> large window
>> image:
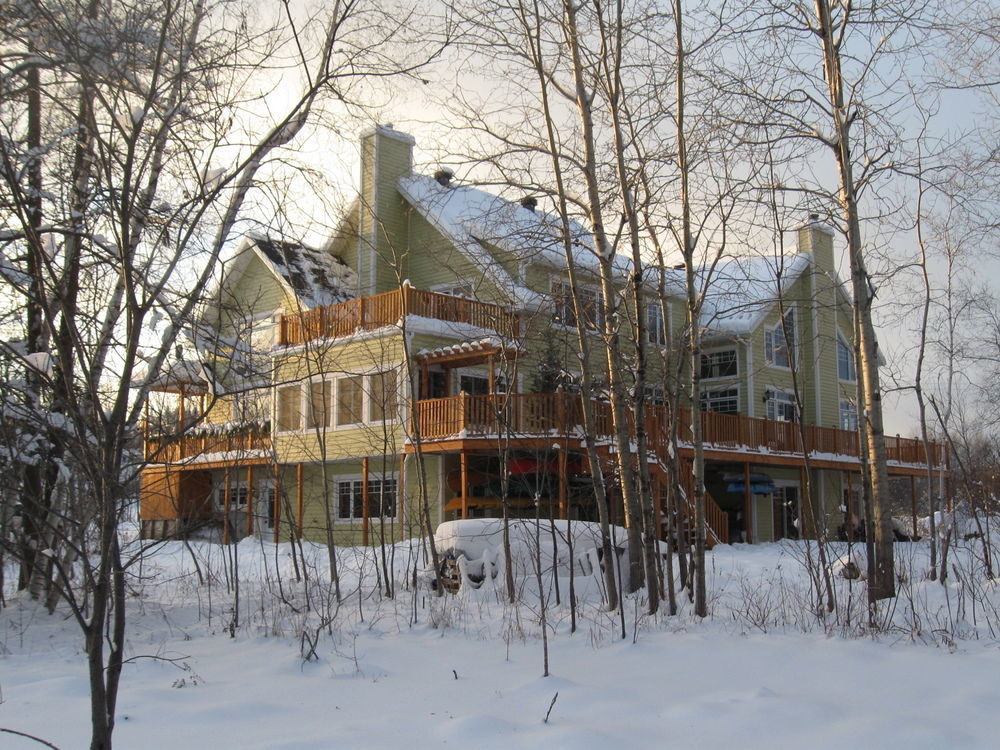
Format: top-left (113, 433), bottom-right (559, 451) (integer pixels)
top-left (838, 334), bottom-right (857, 382)
top-left (839, 398), bottom-right (858, 431)
top-left (336, 476), bottom-right (398, 521)
top-left (552, 280), bottom-right (602, 332)
top-left (701, 349), bottom-right (738, 380)
top-left (336, 375), bottom-right (364, 426)
top-left (765, 309), bottom-right (795, 368)
top-left (765, 389), bottom-right (797, 422)
top-left (276, 385), bottom-right (302, 432)
top-left (700, 387), bottom-right (739, 414)
top-left (306, 380), bottom-right (331, 429)
top-left (368, 370), bottom-right (399, 422)
top-left (646, 303), bottom-right (667, 347)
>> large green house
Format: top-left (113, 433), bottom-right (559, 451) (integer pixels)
top-left (139, 126), bottom-right (945, 547)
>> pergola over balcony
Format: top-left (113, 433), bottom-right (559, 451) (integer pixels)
top-left (278, 285), bottom-right (520, 346)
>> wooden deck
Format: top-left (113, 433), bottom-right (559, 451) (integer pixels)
top-left (278, 286), bottom-right (520, 346)
top-left (413, 393), bottom-right (946, 470)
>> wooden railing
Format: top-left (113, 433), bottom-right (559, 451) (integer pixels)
top-left (144, 425), bottom-right (272, 463)
top-left (415, 393), bottom-right (946, 468)
top-left (279, 286), bottom-right (520, 346)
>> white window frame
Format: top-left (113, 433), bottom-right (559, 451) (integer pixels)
top-left (646, 302), bottom-right (668, 348)
top-left (839, 398), bottom-right (858, 431)
top-left (430, 280), bottom-right (477, 299)
top-left (275, 383), bottom-right (305, 433)
top-left (700, 346), bottom-right (739, 381)
top-left (837, 331), bottom-right (857, 383)
top-left (366, 369), bottom-right (401, 425)
top-left (700, 385), bottom-right (740, 415)
top-left (551, 278), bottom-right (603, 333)
top-left (333, 473), bottom-right (399, 523)
top-left (765, 387), bottom-right (797, 422)
top-left (764, 307), bottom-right (796, 370)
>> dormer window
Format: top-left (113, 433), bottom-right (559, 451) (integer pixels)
top-left (765, 309), bottom-right (795, 369)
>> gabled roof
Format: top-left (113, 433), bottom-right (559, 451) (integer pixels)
top-left (663, 253), bottom-right (816, 336)
top-left (397, 174), bottom-right (630, 309)
top-left (249, 234), bottom-right (357, 309)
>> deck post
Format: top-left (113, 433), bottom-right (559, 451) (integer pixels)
top-left (362, 456), bottom-right (370, 546)
top-left (223, 467), bottom-right (231, 545)
top-left (295, 462), bottom-right (304, 535)
top-left (398, 455), bottom-right (406, 543)
top-left (910, 474), bottom-right (918, 539)
top-left (273, 467), bottom-right (281, 542)
top-left (487, 354), bottom-right (495, 394)
top-left (246, 464), bottom-right (254, 538)
top-left (558, 447), bottom-right (568, 520)
top-left (460, 449), bottom-right (469, 519)
top-left (743, 462), bottom-right (752, 544)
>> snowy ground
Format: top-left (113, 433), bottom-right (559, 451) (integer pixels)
top-left (3, 528), bottom-right (1000, 749)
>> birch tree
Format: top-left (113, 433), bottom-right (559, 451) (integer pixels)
top-left (0, 1), bottom-right (435, 747)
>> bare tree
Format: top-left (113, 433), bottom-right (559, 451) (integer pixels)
top-left (0, 1), bottom-right (436, 747)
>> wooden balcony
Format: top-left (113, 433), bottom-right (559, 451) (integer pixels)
top-left (413, 393), bottom-right (946, 470)
top-left (278, 286), bottom-right (520, 346)
top-left (144, 424), bottom-right (272, 465)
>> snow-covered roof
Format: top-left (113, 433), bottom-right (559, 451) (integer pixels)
top-left (250, 234), bottom-right (357, 309)
top-left (664, 253), bottom-right (815, 336)
top-left (141, 359), bottom-right (213, 394)
top-left (397, 174), bottom-right (629, 309)
top-left (415, 336), bottom-right (522, 362)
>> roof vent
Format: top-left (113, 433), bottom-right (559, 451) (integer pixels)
top-left (433, 168), bottom-right (454, 187)
top-left (520, 196), bottom-right (538, 212)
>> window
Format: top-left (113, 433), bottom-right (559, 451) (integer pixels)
top-left (700, 387), bottom-right (739, 414)
top-left (216, 483), bottom-right (249, 509)
top-left (701, 349), bottom-right (738, 380)
top-left (765, 390), bottom-right (797, 422)
top-left (276, 385), bottom-right (302, 432)
top-left (336, 476), bottom-right (398, 521)
top-left (306, 380), bottom-right (331, 429)
top-left (644, 385), bottom-right (667, 407)
top-left (839, 398), bottom-right (858, 431)
top-left (336, 375), bottom-right (364, 426)
top-left (552, 280), bottom-right (602, 332)
top-left (368, 370), bottom-right (399, 422)
top-left (838, 334), bottom-right (856, 382)
top-left (432, 281), bottom-right (476, 299)
top-left (765, 309), bottom-right (795, 368)
top-left (646, 303), bottom-right (667, 347)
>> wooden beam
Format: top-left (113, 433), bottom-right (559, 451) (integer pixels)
top-left (246, 464), bottom-right (254, 538)
top-left (460, 450), bottom-right (469, 519)
top-left (398, 455), bottom-right (406, 544)
top-left (223, 467), bottom-right (231, 545)
top-left (558, 448), bottom-right (568, 520)
top-left (910, 474), bottom-right (918, 539)
top-left (295, 463), bottom-right (304, 534)
top-left (362, 456), bottom-right (370, 546)
top-left (743, 462), bottom-right (752, 544)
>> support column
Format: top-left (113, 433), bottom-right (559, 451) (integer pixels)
top-left (362, 456), bottom-right (370, 546)
top-left (398, 455), bottom-right (406, 543)
top-left (910, 474), bottom-right (918, 539)
top-left (222, 467), bottom-right (231, 545)
top-left (274, 464), bottom-right (284, 541)
top-left (487, 354), bottom-right (496, 394)
top-left (743, 462), bottom-right (753, 544)
top-left (460, 450), bottom-right (469, 519)
top-left (295, 463), bottom-right (304, 535)
top-left (558, 448), bottom-right (568, 520)
top-left (246, 465), bottom-right (254, 538)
